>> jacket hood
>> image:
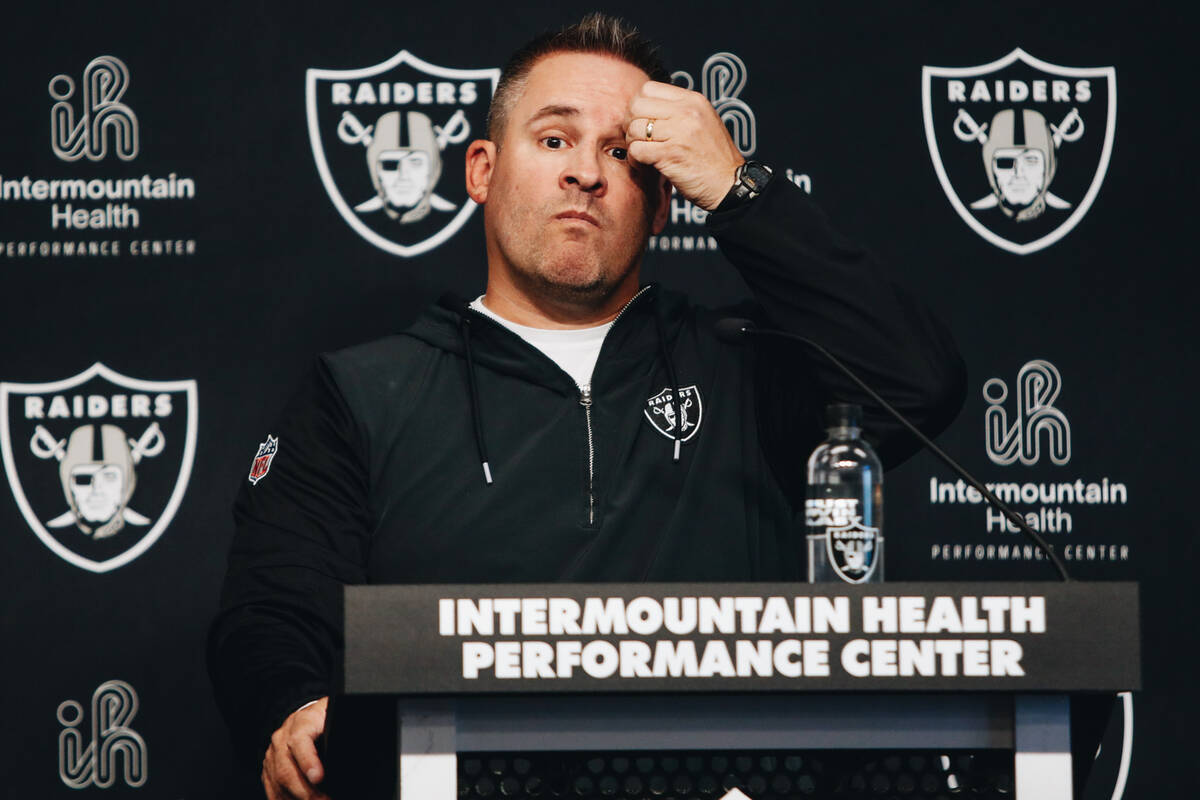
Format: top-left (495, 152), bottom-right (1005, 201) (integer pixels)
top-left (400, 284), bottom-right (688, 395)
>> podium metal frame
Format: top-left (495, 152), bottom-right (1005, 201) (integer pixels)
top-left (395, 692), bottom-right (1071, 800)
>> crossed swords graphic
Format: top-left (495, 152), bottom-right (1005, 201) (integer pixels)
top-left (31, 422), bottom-right (164, 528)
top-left (337, 109), bottom-right (470, 214)
top-left (954, 106), bottom-right (1084, 211)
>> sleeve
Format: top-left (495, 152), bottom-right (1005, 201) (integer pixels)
top-left (206, 356), bottom-right (372, 769)
top-left (706, 176), bottom-right (967, 483)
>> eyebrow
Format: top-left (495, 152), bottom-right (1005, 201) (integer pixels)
top-left (526, 104), bottom-right (580, 126)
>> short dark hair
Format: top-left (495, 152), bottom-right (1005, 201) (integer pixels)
top-left (487, 12), bottom-right (669, 142)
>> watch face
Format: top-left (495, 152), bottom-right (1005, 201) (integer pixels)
top-left (741, 161), bottom-right (773, 191)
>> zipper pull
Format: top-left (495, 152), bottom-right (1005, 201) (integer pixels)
top-left (579, 385), bottom-right (592, 407)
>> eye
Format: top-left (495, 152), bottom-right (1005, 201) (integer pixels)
top-left (608, 146), bottom-right (628, 161)
top-left (542, 136), bottom-right (565, 150)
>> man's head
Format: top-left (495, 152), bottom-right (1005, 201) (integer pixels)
top-left (466, 14), bottom-right (672, 323)
top-left (367, 111), bottom-right (442, 222)
top-left (486, 14), bottom-right (670, 143)
top-left (982, 109), bottom-right (1057, 221)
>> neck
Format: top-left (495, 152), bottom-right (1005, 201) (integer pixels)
top-left (481, 270), bottom-right (640, 329)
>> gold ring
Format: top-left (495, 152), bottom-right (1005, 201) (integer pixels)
top-left (645, 118), bottom-right (656, 141)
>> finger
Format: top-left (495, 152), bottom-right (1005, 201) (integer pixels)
top-left (625, 118), bottom-right (673, 144)
top-left (290, 728), bottom-right (326, 786)
top-left (639, 80), bottom-right (695, 100)
top-left (269, 742), bottom-right (315, 800)
top-left (628, 95), bottom-right (679, 122)
top-left (263, 764), bottom-right (285, 800)
top-left (626, 139), bottom-right (669, 166)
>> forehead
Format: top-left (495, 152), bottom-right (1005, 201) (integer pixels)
top-left (513, 52), bottom-right (650, 126)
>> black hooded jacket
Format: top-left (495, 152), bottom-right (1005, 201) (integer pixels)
top-left (207, 177), bottom-right (966, 767)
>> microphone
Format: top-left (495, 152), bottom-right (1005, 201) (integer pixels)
top-left (717, 317), bottom-right (1071, 582)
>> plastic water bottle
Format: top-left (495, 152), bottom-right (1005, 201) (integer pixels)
top-left (805, 403), bottom-right (884, 583)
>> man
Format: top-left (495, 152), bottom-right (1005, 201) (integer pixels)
top-left (209, 13), bottom-right (964, 799)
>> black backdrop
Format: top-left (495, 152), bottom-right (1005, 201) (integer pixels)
top-left (1, 2), bottom-right (1192, 797)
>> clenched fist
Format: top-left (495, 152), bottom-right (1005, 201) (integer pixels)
top-left (626, 80), bottom-right (746, 211)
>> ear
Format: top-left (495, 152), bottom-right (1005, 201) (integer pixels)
top-left (465, 139), bottom-right (497, 204)
top-left (651, 175), bottom-right (672, 235)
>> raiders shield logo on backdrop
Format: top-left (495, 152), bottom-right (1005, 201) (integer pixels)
top-left (826, 518), bottom-right (881, 584)
top-left (307, 51), bottom-right (499, 258)
top-left (922, 48), bottom-right (1116, 254)
top-left (0, 364), bottom-right (197, 573)
top-left (644, 386), bottom-right (703, 443)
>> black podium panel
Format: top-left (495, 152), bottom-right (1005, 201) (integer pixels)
top-left (343, 582), bottom-right (1139, 695)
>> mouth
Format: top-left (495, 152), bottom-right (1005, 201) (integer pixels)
top-left (555, 210), bottom-right (599, 227)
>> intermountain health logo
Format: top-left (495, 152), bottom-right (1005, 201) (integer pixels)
top-left (49, 55), bottom-right (138, 162)
top-left (58, 680), bottom-right (147, 789)
top-left (928, 358), bottom-right (1128, 546)
top-left (922, 49), bottom-right (1116, 254)
top-left (984, 359), bottom-right (1070, 466)
top-left (0, 364), bottom-right (197, 572)
top-left (307, 51), bottom-right (499, 257)
top-left (0, 55), bottom-right (198, 258)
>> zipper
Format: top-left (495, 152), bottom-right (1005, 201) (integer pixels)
top-left (466, 286), bottom-right (655, 526)
top-left (607, 285), bottom-right (653, 336)
top-left (576, 285), bottom-right (651, 527)
top-left (579, 384), bottom-right (596, 525)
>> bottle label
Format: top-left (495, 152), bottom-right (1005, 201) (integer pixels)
top-left (805, 498), bottom-right (882, 584)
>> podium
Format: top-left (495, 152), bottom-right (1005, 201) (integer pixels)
top-left (333, 582), bottom-right (1139, 800)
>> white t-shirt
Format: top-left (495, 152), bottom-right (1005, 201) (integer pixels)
top-left (469, 297), bottom-right (611, 390)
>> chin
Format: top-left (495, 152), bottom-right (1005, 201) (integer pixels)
top-left (528, 263), bottom-right (615, 304)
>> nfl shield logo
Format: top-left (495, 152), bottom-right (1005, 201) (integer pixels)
top-left (0, 363), bottom-right (198, 573)
top-left (922, 48), bottom-right (1116, 254)
top-left (248, 435), bottom-right (278, 485)
top-left (306, 51), bottom-right (499, 258)
top-left (826, 518), bottom-right (881, 584)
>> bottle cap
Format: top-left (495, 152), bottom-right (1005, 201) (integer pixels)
top-left (825, 403), bottom-right (862, 429)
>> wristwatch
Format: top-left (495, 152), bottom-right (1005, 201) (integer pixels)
top-left (715, 160), bottom-right (774, 212)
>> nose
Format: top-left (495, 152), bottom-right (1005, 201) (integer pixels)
top-left (560, 146), bottom-right (605, 195)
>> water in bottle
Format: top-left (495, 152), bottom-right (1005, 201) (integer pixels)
top-left (805, 403), bottom-right (883, 583)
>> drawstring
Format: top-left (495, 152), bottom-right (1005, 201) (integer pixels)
top-left (457, 288), bottom-right (680, 485)
top-left (653, 309), bottom-right (683, 463)
top-left (459, 317), bottom-right (493, 485)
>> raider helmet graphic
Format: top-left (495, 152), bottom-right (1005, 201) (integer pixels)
top-left (58, 424), bottom-right (140, 539)
top-left (981, 109), bottom-right (1058, 221)
top-left (362, 111), bottom-right (443, 223)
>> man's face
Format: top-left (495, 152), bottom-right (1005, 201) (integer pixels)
top-left (480, 52), bottom-right (667, 308)
top-left (69, 463), bottom-right (125, 523)
top-left (378, 149), bottom-right (432, 208)
top-left (992, 147), bottom-right (1046, 206)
